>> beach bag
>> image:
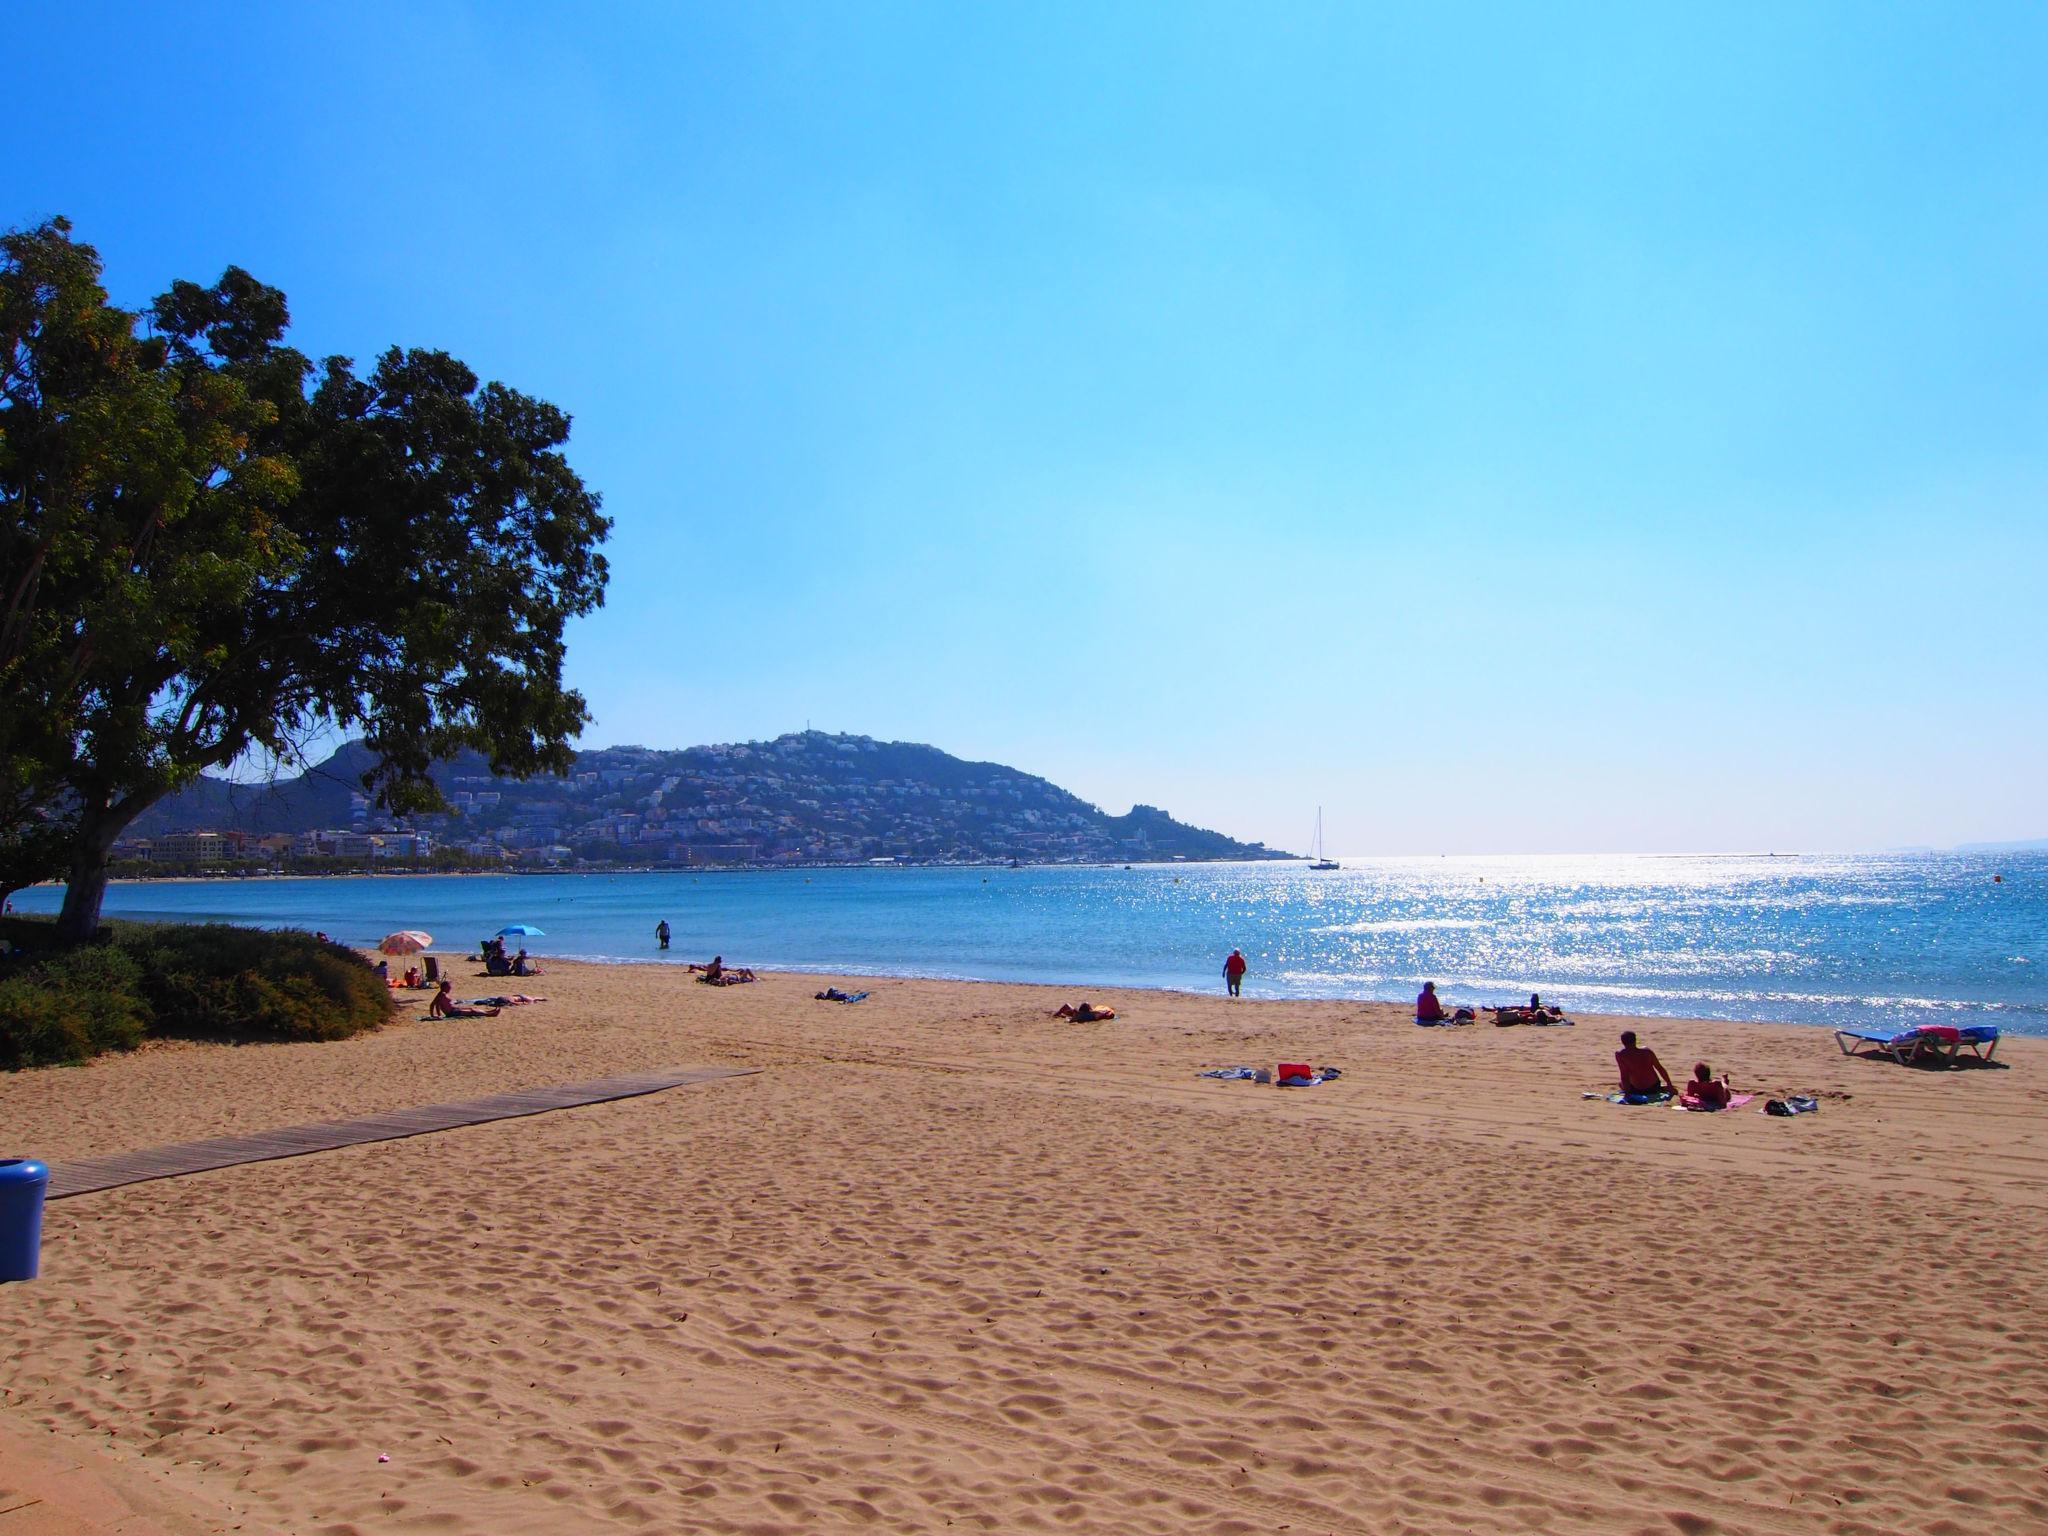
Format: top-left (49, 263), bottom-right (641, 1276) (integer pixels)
top-left (1277, 1062), bottom-right (1312, 1082)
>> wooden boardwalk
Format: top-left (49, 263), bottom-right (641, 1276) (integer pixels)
top-left (45, 1065), bottom-right (757, 1199)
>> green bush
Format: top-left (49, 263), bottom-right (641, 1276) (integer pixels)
top-left (119, 924), bottom-right (392, 1043)
top-left (0, 944), bottom-right (150, 1069)
top-left (0, 921), bottom-right (391, 1068)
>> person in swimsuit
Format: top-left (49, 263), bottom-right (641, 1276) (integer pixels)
top-left (1680, 1062), bottom-right (1732, 1109)
top-left (429, 981), bottom-right (500, 1019)
top-left (1615, 1031), bottom-right (1677, 1100)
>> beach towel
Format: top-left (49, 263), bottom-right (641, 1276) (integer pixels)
top-left (1605, 1089), bottom-right (1676, 1105)
top-left (1197, 1066), bottom-right (1262, 1080)
top-left (1676, 1092), bottom-right (1755, 1112)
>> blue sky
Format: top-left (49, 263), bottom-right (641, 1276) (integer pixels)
top-left (12, 2), bottom-right (2046, 853)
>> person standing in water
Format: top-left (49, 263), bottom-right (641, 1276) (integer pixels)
top-left (1223, 948), bottom-right (1248, 998)
top-left (656, 918), bottom-right (671, 951)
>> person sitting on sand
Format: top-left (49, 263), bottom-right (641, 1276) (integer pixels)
top-left (402, 964), bottom-right (423, 989)
top-left (693, 956), bottom-right (759, 985)
top-left (1680, 1062), bottom-right (1732, 1110)
top-left (512, 948), bottom-right (541, 977)
top-left (429, 980), bottom-right (501, 1019)
top-left (1528, 993), bottom-right (1566, 1022)
top-left (1416, 982), bottom-right (1475, 1025)
top-left (1055, 1001), bottom-right (1116, 1022)
top-left (1615, 1030), bottom-right (1677, 1101)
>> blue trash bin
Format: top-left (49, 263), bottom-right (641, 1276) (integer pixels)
top-left (0, 1158), bottom-right (50, 1282)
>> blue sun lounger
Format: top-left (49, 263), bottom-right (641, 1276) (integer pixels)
top-left (1834, 1023), bottom-right (2000, 1066)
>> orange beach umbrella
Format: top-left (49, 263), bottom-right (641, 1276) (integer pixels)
top-left (379, 930), bottom-right (433, 955)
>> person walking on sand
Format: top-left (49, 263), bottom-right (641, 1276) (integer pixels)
top-left (1224, 948), bottom-right (1248, 998)
top-left (656, 919), bottom-right (670, 951)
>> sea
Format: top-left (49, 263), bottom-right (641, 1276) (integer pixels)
top-left (9, 853), bottom-right (2043, 1036)
top-left (8, 847), bottom-right (2039, 1040)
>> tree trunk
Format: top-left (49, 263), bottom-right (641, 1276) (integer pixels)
top-left (54, 807), bottom-right (136, 943)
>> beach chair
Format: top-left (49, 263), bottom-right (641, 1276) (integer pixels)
top-left (1956, 1025), bottom-right (2002, 1060)
top-left (1834, 1023), bottom-right (2000, 1066)
top-left (423, 956), bottom-right (440, 984)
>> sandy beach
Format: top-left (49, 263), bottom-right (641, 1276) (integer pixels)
top-left (3, 958), bottom-right (2044, 1535)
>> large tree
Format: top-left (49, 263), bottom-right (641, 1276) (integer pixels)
top-left (1, 220), bottom-right (610, 937)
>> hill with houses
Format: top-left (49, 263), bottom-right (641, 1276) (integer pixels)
top-left (120, 732), bottom-right (1288, 869)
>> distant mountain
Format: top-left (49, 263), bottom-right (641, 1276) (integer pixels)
top-left (1953, 838), bottom-right (2048, 853)
top-left (127, 732), bottom-right (1289, 866)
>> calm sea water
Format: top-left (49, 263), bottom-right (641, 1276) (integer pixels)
top-left (10, 854), bottom-right (2043, 1035)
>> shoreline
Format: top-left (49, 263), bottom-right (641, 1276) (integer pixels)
top-left (10, 855), bottom-right (2041, 1038)
top-left (3, 957), bottom-right (2042, 1534)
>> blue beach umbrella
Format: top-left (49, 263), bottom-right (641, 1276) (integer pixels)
top-left (497, 923), bottom-right (546, 938)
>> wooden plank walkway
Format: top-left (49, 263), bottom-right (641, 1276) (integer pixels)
top-left (44, 1066), bottom-right (758, 1199)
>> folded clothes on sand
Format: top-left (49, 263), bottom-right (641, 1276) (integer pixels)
top-left (1764, 1095), bottom-right (1821, 1116)
top-left (1275, 1065), bottom-right (1342, 1087)
top-left (815, 988), bottom-right (869, 1003)
top-left (1197, 1066), bottom-right (1263, 1080)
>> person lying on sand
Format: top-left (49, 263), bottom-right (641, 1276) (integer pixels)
top-left (1492, 992), bottom-right (1572, 1026)
top-left (692, 956), bottom-right (759, 985)
top-left (1415, 982), bottom-right (1475, 1025)
top-left (1679, 1062), bottom-right (1733, 1110)
top-left (1055, 1001), bottom-right (1116, 1022)
top-left (468, 994), bottom-right (547, 1007)
top-left (1615, 1030), bottom-right (1677, 1102)
top-left (429, 981), bottom-right (501, 1019)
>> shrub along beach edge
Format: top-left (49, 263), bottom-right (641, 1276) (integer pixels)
top-left (0, 917), bottom-right (392, 1070)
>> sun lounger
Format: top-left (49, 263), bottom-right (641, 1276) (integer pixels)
top-left (1834, 1023), bottom-right (2000, 1066)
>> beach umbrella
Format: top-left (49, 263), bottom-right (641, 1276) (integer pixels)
top-left (497, 924), bottom-right (545, 938)
top-left (379, 930), bottom-right (433, 954)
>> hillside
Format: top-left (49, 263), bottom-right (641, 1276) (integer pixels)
top-left (126, 733), bottom-right (1288, 866)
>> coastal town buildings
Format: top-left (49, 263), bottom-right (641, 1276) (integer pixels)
top-left (117, 732), bottom-right (1283, 872)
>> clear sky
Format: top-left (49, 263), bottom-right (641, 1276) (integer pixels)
top-left (12, 2), bottom-right (2046, 853)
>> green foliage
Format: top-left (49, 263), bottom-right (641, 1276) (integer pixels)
top-left (0, 943), bottom-right (149, 1068)
top-left (0, 922), bottom-right (391, 1068)
top-left (118, 924), bottom-right (391, 1043)
top-left (0, 219), bottom-right (611, 937)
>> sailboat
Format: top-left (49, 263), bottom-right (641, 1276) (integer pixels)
top-left (1307, 808), bottom-right (1339, 870)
